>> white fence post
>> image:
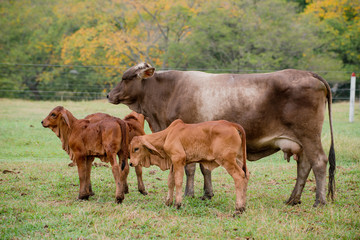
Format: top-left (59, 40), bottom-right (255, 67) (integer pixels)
top-left (349, 72), bottom-right (356, 122)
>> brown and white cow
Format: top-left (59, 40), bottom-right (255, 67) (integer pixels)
top-left (108, 62), bottom-right (335, 207)
top-left (129, 119), bottom-right (249, 214)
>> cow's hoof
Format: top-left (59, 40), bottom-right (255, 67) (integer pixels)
top-left (184, 191), bottom-right (194, 198)
top-left (139, 189), bottom-right (148, 196)
top-left (116, 197), bottom-right (124, 204)
top-left (313, 199), bottom-right (326, 207)
top-left (175, 203), bottom-right (182, 209)
top-left (89, 191), bottom-right (95, 196)
top-left (285, 198), bottom-right (301, 206)
top-left (200, 194), bottom-right (213, 200)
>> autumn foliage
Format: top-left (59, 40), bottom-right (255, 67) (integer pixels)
top-left (0, 0), bottom-right (359, 99)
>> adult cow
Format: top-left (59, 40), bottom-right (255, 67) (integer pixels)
top-left (107, 62), bottom-right (335, 207)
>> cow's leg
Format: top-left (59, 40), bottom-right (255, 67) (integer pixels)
top-left (173, 162), bottom-right (185, 209)
top-left (200, 163), bottom-right (214, 200)
top-left (165, 166), bottom-right (175, 206)
top-left (76, 157), bottom-right (90, 200)
top-left (109, 153), bottom-right (125, 203)
top-left (312, 152), bottom-right (328, 207)
top-left (286, 151), bottom-right (311, 206)
top-left (221, 159), bottom-right (248, 214)
top-left (184, 163), bottom-right (195, 197)
top-left (135, 166), bottom-right (148, 195)
top-left (86, 157), bottom-right (95, 196)
top-left (305, 142), bottom-right (328, 207)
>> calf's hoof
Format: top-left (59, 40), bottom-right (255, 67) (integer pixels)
top-left (139, 189), bottom-right (148, 196)
top-left (78, 195), bottom-right (90, 201)
top-left (165, 199), bottom-right (173, 206)
top-left (175, 203), bottom-right (182, 209)
top-left (124, 185), bottom-right (129, 194)
top-left (116, 196), bottom-right (124, 204)
top-left (233, 207), bottom-right (246, 217)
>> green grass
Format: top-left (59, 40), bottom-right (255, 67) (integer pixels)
top-left (0, 99), bottom-right (359, 239)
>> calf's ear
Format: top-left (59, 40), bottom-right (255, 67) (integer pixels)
top-left (143, 156), bottom-right (151, 168)
top-left (140, 137), bottom-right (165, 159)
top-left (61, 110), bottom-right (71, 129)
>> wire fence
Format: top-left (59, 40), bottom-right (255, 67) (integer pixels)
top-left (0, 63), bottom-right (358, 102)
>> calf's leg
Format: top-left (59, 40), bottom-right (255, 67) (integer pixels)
top-left (173, 162), bottom-right (185, 209)
top-left (76, 157), bottom-right (90, 200)
top-left (85, 157), bottom-right (95, 196)
top-left (166, 166), bottom-right (175, 206)
top-left (135, 166), bottom-right (147, 195)
top-left (109, 153), bottom-right (125, 203)
top-left (119, 156), bottom-right (130, 194)
top-left (221, 158), bottom-right (248, 214)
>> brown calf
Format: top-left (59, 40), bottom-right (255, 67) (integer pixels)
top-left (42, 107), bottom-right (146, 203)
top-left (129, 119), bottom-right (249, 214)
top-left (84, 111), bottom-right (148, 195)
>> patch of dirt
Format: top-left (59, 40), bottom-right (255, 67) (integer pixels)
top-left (2, 169), bottom-right (21, 174)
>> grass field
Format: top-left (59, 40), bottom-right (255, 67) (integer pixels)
top-left (0, 98), bottom-right (359, 239)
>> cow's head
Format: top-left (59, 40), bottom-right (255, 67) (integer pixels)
top-left (129, 136), bottom-right (171, 170)
top-left (107, 62), bottom-right (155, 105)
top-left (41, 106), bottom-right (72, 137)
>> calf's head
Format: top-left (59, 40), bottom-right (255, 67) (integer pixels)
top-left (107, 62), bottom-right (155, 105)
top-left (129, 136), bottom-right (166, 169)
top-left (41, 106), bottom-right (72, 137)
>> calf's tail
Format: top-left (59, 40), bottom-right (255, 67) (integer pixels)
top-left (233, 123), bottom-right (248, 178)
top-left (312, 72), bottom-right (336, 201)
top-left (117, 119), bottom-right (129, 171)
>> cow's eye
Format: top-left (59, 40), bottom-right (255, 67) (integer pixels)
top-left (51, 113), bottom-right (56, 118)
top-left (134, 147), bottom-right (139, 153)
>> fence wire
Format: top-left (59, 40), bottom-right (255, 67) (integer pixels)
top-left (0, 63), bottom-right (358, 101)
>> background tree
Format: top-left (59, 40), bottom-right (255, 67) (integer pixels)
top-left (303, 0), bottom-right (360, 73)
top-left (0, 0), bottom-right (358, 100)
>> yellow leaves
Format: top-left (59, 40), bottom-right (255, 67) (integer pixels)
top-left (35, 42), bottom-right (54, 54)
top-left (304, 0), bottom-right (360, 21)
top-left (60, 0), bottom-right (200, 69)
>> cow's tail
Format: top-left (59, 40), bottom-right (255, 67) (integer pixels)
top-left (312, 72), bottom-right (336, 201)
top-left (232, 123), bottom-right (248, 178)
top-left (117, 119), bottom-right (129, 171)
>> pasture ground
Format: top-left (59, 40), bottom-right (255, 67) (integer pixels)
top-left (0, 99), bottom-right (359, 239)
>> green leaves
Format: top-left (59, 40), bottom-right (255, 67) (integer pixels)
top-left (0, 0), bottom-right (357, 100)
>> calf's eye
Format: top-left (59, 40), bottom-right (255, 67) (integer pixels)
top-left (51, 113), bottom-right (56, 118)
top-left (134, 147), bottom-right (139, 153)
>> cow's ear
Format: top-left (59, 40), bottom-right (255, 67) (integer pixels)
top-left (138, 66), bottom-right (155, 79)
